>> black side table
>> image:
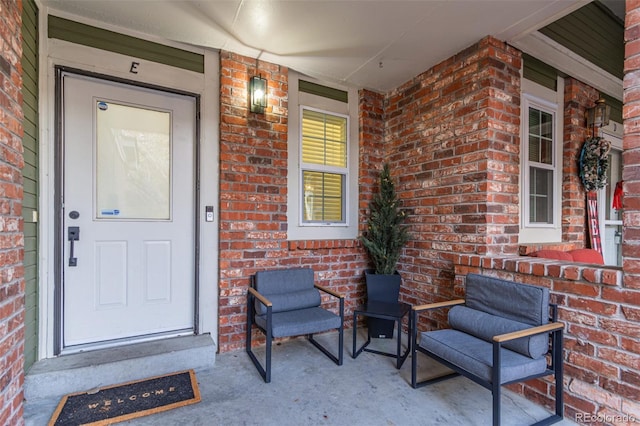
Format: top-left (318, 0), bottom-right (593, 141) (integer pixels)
top-left (352, 301), bottom-right (412, 369)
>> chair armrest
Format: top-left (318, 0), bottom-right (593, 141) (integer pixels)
top-left (248, 287), bottom-right (272, 308)
top-left (493, 322), bottom-right (564, 343)
top-left (412, 299), bottom-right (465, 312)
top-left (315, 284), bottom-right (344, 299)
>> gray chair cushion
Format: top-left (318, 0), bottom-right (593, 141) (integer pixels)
top-left (419, 329), bottom-right (548, 384)
top-left (255, 289), bottom-right (321, 316)
top-left (255, 268), bottom-right (315, 294)
top-left (448, 306), bottom-right (548, 358)
top-left (255, 307), bottom-right (342, 338)
top-left (254, 268), bottom-right (320, 315)
top-left (465, 274), bottom-right (549, 326)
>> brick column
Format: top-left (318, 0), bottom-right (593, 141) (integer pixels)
top-left (624, 4), bottom-right (640, 289)
top-left (563, 78), bottom-right (599, 245)
top-left (482, 39), bottom-right (522, 256)
top-left (620, 0), bottom-right (640, 419)
top-left (0, 1), bottom-right (25, 425)
top-left (358, 88), bottom-right (385, 235)
top-left (386, 36), bottom-right (521, 307)
top-left (218, 52), bottom-right (289, 351)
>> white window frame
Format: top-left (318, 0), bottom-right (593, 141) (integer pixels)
top-left (519, 78), bottom-right (564, 243)
top-left (299, 106), bottom-right (349, 225)
top-left (287, 71), bottom-right (358, 240)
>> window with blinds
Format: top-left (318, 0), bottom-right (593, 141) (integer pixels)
top-left (301, 107), bottom-right (348, 223)
top-left (527, 106), bottom-right (555, 224)
top-left (519, 78), bottom-right (563, 243)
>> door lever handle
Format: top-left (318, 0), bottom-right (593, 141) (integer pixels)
top-left (68, 226), bottom-right (80, 266)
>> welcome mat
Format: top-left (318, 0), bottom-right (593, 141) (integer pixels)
top-left (48, 369), bottom-right (201, 426)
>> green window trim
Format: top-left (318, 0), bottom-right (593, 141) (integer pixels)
top-left (299, 80), bottom-right (348, 103)
top-left (48, 15), bottom-right (204, 73)
top-left (523, 54), bottom-right (559, 92)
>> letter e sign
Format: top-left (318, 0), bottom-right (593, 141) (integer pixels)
top-left (130, 62), bottom-right (140, 74)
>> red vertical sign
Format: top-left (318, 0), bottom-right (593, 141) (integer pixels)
top-left (587, 191), bottom-right (602, 255)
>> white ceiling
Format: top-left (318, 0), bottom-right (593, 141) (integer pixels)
top-left (43, 0), bottom-right (595, 92)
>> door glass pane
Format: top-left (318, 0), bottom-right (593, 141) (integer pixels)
top-left (95, 101), bottom-right (171, 220)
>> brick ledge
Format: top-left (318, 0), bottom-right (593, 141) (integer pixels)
top-left (453, 254), bottom-right (622, 286)
top-left (288, 239), bottom-right (360, 250)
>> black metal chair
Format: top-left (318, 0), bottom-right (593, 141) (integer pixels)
top-left (411, 274), bottom-right (564, 426)
top-left (246, 267), bottom-right (344, 383)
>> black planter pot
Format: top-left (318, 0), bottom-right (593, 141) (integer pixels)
top-left (364, 270), bottom-right (401, 339)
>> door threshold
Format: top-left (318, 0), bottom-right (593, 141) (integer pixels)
top-left (60, 329), bottom-right (194, 355)
top-left (25, 334), bottom-right (215, 401)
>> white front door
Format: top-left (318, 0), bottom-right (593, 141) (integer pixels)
top-left (61, 72), bottom-right (196, 350)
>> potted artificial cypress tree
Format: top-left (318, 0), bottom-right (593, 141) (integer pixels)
top-left (360, 163), bottom-right (410, 338)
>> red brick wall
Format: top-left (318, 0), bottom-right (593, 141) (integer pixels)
top-left (219, 39), bottom-right (528, 352)
top-left (624, 2), bottom-right (640, 294)
top-left (385, 37), bottom-right (522, 308)
top-left (618, 0), bottom-right (640, 418)
top-left (0, 1), bottom-right (25, 425)
top-left (359, 88), bottom-right (385, 213)
top-left (454, 255), bottom-right (639, 423)
top-left (563, 78), bottom-right (599, 245)
top-left (218, 52), bottom-right (375, 352)
top-left (219, 37), bottom-right (639, 424)
top-left (219, 37), bottom-right (608, 354)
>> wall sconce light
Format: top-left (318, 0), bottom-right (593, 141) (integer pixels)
top-left (586, 97), bottom-right (610, 135)
top-left (249, 75), bottom-right (267, 114)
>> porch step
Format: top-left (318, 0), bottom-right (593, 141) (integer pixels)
top-left (24, 334), bottom-right (215, 401)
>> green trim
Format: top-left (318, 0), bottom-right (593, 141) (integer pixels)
top-left (523, 54), bottom-right (558, 91)
top-left (601, 93), bottom-right (622, 124)
top-left (523, 54), bottom-right (622, 124)
top-left (22, 0), bottom-right (39, 372)
top-left (299, 80), bottom-right (348, 103)
top-left (48, 16), bottom-right (204, 73)
top-left (539, 1), bottom-right (623, 80)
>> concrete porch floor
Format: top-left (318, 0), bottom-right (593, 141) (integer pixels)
top-left (25, 331), bottom-right (578, 426)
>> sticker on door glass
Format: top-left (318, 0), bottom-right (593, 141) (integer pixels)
top-left (97, 101), bottom-right (108, 111)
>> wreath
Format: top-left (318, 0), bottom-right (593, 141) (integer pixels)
top-left (579, 136), bottom-right (611, 192)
